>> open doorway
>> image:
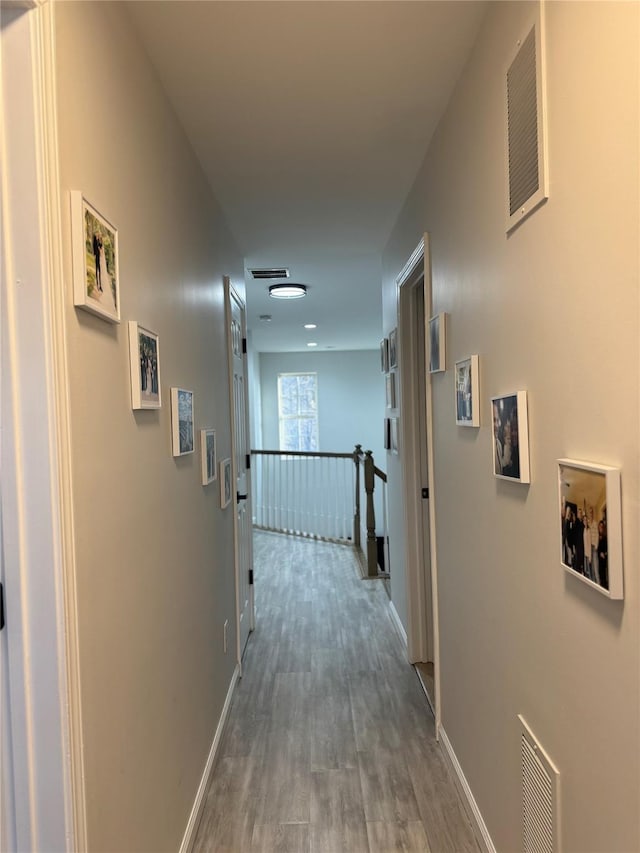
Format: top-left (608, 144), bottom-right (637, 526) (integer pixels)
top-left (397, 236), bottom-right (439, 720)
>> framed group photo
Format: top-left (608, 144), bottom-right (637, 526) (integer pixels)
top-left (128, 322), bottom-right (161, 410)
top-left (558, 459), bottom-right (623, 599)
top-left (71, 191), bottom-right (120, 323)
top-left (491, 391), bottom-right (530, 483)
top-left (220, 458), bottom-right (232, 508)
top-left (201, 429), bottom-right (217, 486)
top-left (455, 355), bottom-right (479, 427)
top-left (171, 388), bottom-right (194, 457)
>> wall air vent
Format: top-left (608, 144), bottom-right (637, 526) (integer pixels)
top-left (249, 268), bottom-right (290, 280)
top-left (505, 6), bottom-right (548, 233)
top-left (519, 715), bottom-right (560, 853)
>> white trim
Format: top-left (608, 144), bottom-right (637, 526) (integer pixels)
top-left (438, 726), bottom-right (497, 853)
top-left (388, 600), bottom-right (407, 649)
top-left (179, 664), bottom-right (240, 853)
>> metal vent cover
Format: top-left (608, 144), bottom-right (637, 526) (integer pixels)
top-left (519, 716), bottom-right (560, 853)
top-left (249, 268), bottom-right (290, 280)
top-left (505, 9), bottom-right (548, 232)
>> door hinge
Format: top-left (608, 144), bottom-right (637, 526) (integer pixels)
top-left (248, 569), bottom-right (254, 585)
top-left (421, 487), bottom-right (429, 499)
top-left (246, 453), bottom-right (251, 469)
top-left (0, 583), bottom-right (5, 630)
top-left (242, 337), bottom-right (247, 354)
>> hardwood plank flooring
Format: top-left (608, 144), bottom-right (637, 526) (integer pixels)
top-left (192, 532), bottom-right (479, 853)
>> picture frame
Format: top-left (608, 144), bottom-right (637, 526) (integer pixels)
top-left (455, 355), bottom-right (479, 427)
top-left (558, 459), bottom-right (623, 599)
top-left (71, 191), bottom-right (120, 323)
top-left (388, 327), bottom-right (398, 369)
top-left (383, 417), bottom-right (391, 451)
top-left (385, 372), bottom-right (397, 410)
top-left (491, 391), bottom-right (530, 483)
top-left (380, 338), bottom-right (390, 373)
top-left (390, 417), bottom-right (399, 455)
top-left (220, 458), bottom-right (232, 508)
top-left (200, 429), bottom-right (217, 486)
top-left (429, 312), bottom-right (446, 373)
top-left (170, 388), bottom-right (194, 456)
top-left (128, 321), bottom-right (161, 410)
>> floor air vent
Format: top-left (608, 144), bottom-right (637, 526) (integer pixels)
top-left (519, 716), bottom-right (560, 853)
top-left (249, 268), bottom-right (290, 280)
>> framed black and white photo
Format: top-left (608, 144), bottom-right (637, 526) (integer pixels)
top-left (429, 312), bottom-right (446, 373)
top-left (388, 328), bottom-right (398, 369)
top-left (491, 391), bottom-right (530, 483)
top-left (455, 355), bottom-right (479, 427)
top-left (380, 338), bottom-right (390, 373)
top-left (128, 322), bottom-right (161, 409)
top-left (201, 429), bottom-right (217, 486)
top-left (385, 372), bottom-right (397, 410)
top-left (171, 388), bottom-right (194, 456)
top-left (384, 417), bottom-right (391, 450)
top-left (71, 191), bottom-right (120, 323)
top-left (220, 458), bottom-right (232, 508)
top-left (558, 459), bottom-right (623, 599)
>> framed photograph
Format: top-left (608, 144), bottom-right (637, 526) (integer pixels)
top-left (388, 327), bottom-right (398, 369)
top-left (558, 459), bottom-right (623, 599)
top-left (128, 322), bottom-right (161, 409)
top-left (429, 312), bottom-right (446, 373)
top-left (71, 191), bottom-right (120, 323)
top-left (390, 417), bottom-right (399, 455)
top-left (380, 338), bottom-right (389, 373)
top-left (385, 372), bottom-right (397, 410)
top-left (491, 391), bottom-right (530, 483)
top-left (220, 458), bottom-right (232, 508)
top-left (200, 429), bottom-right (217, 486)
top-left (170, 388), bottom-right (194, 456)
top-left (455, 355), bottom-right (479, 427)
top-left (383, 417), bottom-right (391, 451)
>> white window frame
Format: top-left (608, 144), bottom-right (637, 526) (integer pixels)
top-left (277, 372), bottom-right (319, 452)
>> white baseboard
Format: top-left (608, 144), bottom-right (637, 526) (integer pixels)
top-left (179, 664), bottom-right (240, 853)
top-left (388, 600), bottom-right (408, 647)
top-left (438, 726), bottom-right (496, 853)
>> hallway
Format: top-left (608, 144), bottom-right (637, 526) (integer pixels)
top-left (193, 532), bottom-right (479, 853)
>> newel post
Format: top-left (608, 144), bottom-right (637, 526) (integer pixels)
top-left (353, 445), bottom-right (362, 547)
top-left (364, 450), bottom-right (378, 577)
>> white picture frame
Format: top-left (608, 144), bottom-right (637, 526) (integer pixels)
top-left (128, 321), bottom-right (161, 410)
top-left (220, 458), bottom-right (232, 508)
top-left (385, 372), bottom-right (397, 410)
top-left (429, 312), bottom-right (446, 373)
top-left (558, 459), bottom-right (623, 600)
top-left (380, 338), bottom-right (389, 373)
top-left (170, 388), bottom-right (194, 457)
top-left (388, 327), bottom-right (398, 369)
top-left (71, 191), bottom-right (120, 323)
top-left (491, 391), bottom-right (530, 483)
top-left (455, 355), bottom-right (479, 427)
top-left (390, 417), bottom-right (399, 455)
top-left (200, 429), bottom-right (217, 486)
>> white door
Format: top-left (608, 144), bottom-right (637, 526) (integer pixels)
top-left (225, 280), bottom-right (254, 664)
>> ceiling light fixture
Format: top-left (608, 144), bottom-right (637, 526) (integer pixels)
top-left (268, 283), bottom-right (307, 299)
top-left (304, 323), bottom-right (317, 329)
top-left (307, 342), bottom-right (318, 347)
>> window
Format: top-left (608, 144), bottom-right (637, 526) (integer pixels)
top-left (277, 373), bottom-right (318, 451)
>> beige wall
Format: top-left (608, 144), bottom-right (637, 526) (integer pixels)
top-left (383, 2), bottom-right (639, 851)
top-left (56, 3), bottom-right (243, 850)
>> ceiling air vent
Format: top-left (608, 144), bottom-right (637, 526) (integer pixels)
top-left (519, 716), bottom-right (560, 853)
top-left (249, 268), bottom-right (290, 280)
top-left (505, 9), bottom-right (548, 233)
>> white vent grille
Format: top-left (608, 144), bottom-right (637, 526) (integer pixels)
top-left (519, 716), bottom-right (560, 853)
top-left (505, 9), bottom-right (548, 232)
top-left (249, 268), bottom-right (290, 280)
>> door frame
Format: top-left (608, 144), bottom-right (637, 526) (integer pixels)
top-left (396, 234), bottom-right (441, 733)
top-left (224, 278), bottom-right (255, 670)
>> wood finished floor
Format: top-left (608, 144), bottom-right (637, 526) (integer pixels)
top-left (193, 532), bottom-right (479, 853)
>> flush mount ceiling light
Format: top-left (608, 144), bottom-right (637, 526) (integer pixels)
top-left (307, 342), bottom-right (318, 347)
top-left (268, 283), bottom-right (307, 299)
top-left (304, 323), bottom-right (317, 329)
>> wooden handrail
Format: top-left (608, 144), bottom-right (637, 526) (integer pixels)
top-left (251, 449), bottom-right (354, 459)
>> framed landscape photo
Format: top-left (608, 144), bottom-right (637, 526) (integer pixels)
top-left (558, 459), bottom-right (623, 599)
top-left (388, 328), bottom-right (398, 369)
top-left (128, 322), bottom-right (161, 410)
top-left (491, 391), bottom-right (530, 483)
top-left (429, 312), bottom-right (446, 373)
top-left (380, 338), bottom-right (389, 373)
top-left (455, 355), bottom-right (479, 427)
top-left (170, 388), bottom-right (194, 456)
top-left (200, 429), bottom-right (217, 486)
top-left (71, 191), bottom-right (120, 323)
top-left (220, 458), bottom-right (232, 508)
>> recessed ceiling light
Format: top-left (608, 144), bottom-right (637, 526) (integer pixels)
top-left (304, 323), bottom-right (317, 329)
top-left (268, 283), bottom-right (307, 299)
top-left (307, 342), bottom-right (318, 347)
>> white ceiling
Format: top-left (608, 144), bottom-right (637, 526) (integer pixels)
top-left (127, 1), bottom-right (487, 352)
